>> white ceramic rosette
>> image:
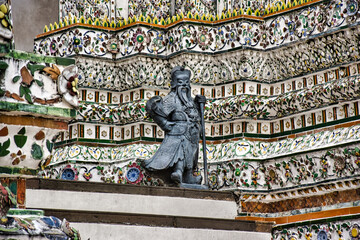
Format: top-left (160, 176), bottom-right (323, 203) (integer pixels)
top-left (57, 65), bottom-right (79, 107)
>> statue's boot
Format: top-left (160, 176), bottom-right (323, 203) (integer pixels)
top-left (171, 161), bottom-right (184, 183)
top-left (183, 169), bottom-right (202, 184)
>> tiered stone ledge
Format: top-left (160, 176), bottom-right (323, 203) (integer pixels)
top-left (25, 178), bottom-right (273, 238)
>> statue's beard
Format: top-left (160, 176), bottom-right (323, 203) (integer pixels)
top-left (177, 86), bottom-right (192, 107)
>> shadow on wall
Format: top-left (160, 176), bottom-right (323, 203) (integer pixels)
top-left (12, 0), bottom-right (59, 52)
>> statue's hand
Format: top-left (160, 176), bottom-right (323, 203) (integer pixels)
top-left (195, 95), bottom-right (206, 104)
top-left (163, 121), bottom-right (175, 132)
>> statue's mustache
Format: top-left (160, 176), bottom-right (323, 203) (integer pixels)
top-left (178, 86), bottom-right (190, 91)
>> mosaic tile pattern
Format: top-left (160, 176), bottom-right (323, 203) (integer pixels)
top-left (272, 216), bottom-right (360, 240)
top-left (36, 36), bottom-right (360, 92)
top-left (35, 0), bottom-right (360, 58)
top-left (44, 124), bottom-right (360, 191)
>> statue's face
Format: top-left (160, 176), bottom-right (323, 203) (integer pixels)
top-left (174, 73), bottom-right (190, 89)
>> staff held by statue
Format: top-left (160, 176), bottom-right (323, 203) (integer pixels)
top-left (195, 95), bottom-right (208, 186)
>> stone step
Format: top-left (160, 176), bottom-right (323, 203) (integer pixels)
top-left (25, 179), bottom-right (273, 240)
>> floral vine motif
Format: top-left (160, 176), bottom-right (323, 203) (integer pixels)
top-left (76, 70), bottom-right (360, 123)
top-left (34, 0), bottom-right (354, 59)
top-left (272, 219), bottom-right (360, 240)
top-left (263, 164), bottom-right (282, 189)
top-left (205, 96), bottom-right (270, 121)
top-left (42, 162), bottom-right (163, 187)
top-left (206, 144), bottom-right (360, 190)
top-left (35, 24), bottom-right (360, 91)
top-left (129, 0), bottom-right (170, 20)
top-left (78, 100), bottom-right (147, 124)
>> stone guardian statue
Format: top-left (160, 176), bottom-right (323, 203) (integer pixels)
top-left (144, 66), bottom-right (206, 186)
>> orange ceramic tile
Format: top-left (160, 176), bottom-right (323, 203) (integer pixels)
top-left (0, 115), bottom-right (68, 130)
top-left (236, 206), bottom-right (360, 225)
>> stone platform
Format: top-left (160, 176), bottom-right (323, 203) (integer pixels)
top-left (25, 179), bottom-right (273, 239)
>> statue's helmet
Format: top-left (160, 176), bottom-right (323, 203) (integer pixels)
top-left (170, 66), bottom-right (191, 89)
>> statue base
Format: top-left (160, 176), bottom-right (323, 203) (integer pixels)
top-left (179, 183), bottom-right (209, 190)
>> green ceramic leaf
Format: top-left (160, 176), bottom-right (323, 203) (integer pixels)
top-left (0, 138), bottom-right (10, 156)
top-left (18, 127), bottom-right (26, 135)
top-left (25, 93), bottom-right (33, 104)
top-left (3, 138), bottom-right (10, 149)
top-left (12, 76), bottom-right (21, 83)
top-left (0, 149), bottom-right (9, 157)
top-left (26, 63), bottom-right (45, 75)
top-left (46, 140), bottom-right (53, 153)
top-left (14, 135), bottom-right (27, 148)
top-left (19, 85), bottom-right (26, 97)
top-left (31, 143), bottom-right (43, 160)
top-left (24, 86), bottom-right (31, 94)
top-left (0, 61), bottom-right (8, 70)
top-left (35, 80), bottom-right (44, 87)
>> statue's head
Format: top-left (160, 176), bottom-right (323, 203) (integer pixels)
top-left (170, 66), bottom-right (191, 90)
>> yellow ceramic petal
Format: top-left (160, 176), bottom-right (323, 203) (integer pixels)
top-left (1, 19), bottom-right (8, 28)
top-left (0, 11), bottom-right (4, 19)
top-left (0, 4), bottom-right (7, 14)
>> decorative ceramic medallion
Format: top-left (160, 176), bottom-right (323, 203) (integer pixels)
top-left (134, 148), bottom-right (149, 158)
top-left (351, 224), bottom-right (360, 239)
top-left (61, 165), bottom-right (78, 180)
top-left (235, 141), bottom-right (251, 156)
top-left (68, 145), bottom-right (81, 158)
top-left (258, 142), bottom-right (271, 155)
top-left (125, 163), bottom-right (143, 184)
top-left (126, 168), bottom-right (140, 182)
top-left (88, 147), bottom-right (101, 160)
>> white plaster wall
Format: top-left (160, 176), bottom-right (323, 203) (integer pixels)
top-left (71, 223), bottom-right (272, 240)
top-left (26, 189), bottom-right (237, 219)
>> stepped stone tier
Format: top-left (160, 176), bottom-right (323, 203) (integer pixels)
top-left (0, 0), bottom-right (360, 239)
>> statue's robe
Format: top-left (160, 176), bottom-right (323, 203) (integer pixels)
top-left (144, 91), bottom-right (200, 171)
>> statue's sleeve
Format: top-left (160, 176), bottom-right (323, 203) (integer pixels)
top-left (146, 96), bottom-right (174, 132)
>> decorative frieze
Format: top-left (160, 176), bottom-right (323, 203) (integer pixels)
top-left (35, 0), bottom-right (360, 63)
top-left (60, 36), bottom-right (360, 92)
top-left (44, 124), bottom-right (360, 191)
top-left (272, 215), bottom-right (360, 240)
